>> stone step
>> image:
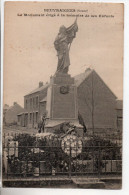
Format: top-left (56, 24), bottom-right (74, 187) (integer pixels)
top-left (72, 178), bottom-right (105, 189)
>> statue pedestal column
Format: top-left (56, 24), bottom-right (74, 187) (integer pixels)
top-left (45, 73), bottom-right (83, 136)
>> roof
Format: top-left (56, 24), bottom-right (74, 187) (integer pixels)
top-left (6, 103), bottom-right (24, 115)
top-left (17, 109), bottom-right (28, 115)
top-left (40, 96), bottom-right (47, 103)
top-left (74, 68), bottom-right (117, 99)
top-left (116, 100), bottom-right (123, 109)
top-left (74, 68), bottom-right (93, 87)
top-left (3, 104), bottom-right (10, 110)
top-left (25, 83), bottom-right (49, 96)
top-left (17, 112), bottom-right (25, 116)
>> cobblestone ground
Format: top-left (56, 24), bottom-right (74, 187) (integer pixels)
top-left (2, 180), bottom-right (122, 189)
top-left (104, 182), bottom-right (122, 189)
top-left (49, 182), bottom-right (121, 189)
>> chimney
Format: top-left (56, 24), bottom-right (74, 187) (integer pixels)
top-left (39, 81), bottom-right (43, 88)
top-left (14, 102), bottom-right (17, 105)
top-left (85, 67), bottom-right (91, 72)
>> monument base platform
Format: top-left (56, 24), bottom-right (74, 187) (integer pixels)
top-left (45, 119), bottom-right (83, 137)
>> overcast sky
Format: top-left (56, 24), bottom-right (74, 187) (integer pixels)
top-left (3, 2), bottom-right (123, 107)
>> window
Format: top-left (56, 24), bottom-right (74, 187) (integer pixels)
top-left (36, 112), bottom-right (38, 123)
top-left (18, 116), bottom-right (20, 122)
top-left (33, 98), bottom-right (35, 109)
top-left (33, 113), bottom-right (34, 123)
top-left (30, 98), bottom-right (32, 109)
top-left (30, 113), bottom-right (32, 123)
top-left (36, 96), bottom-right (38, 107)
top-left (26, 99), bottom-right (27, 109)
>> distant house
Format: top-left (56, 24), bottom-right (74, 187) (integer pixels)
top-left (3, 104), bottom-right (10, 113)
top-left (3, 104), bottom-right (10, 123)
top-left (18, 68), bottom-right (122, 133)
top-left (5, 102), bottom-right (24, 125)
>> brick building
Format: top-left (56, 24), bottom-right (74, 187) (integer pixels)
top-left (75, 69), bottom-right (117, 132)
top-left (18, 82), bottom-right (49, 128)
top-left (18, 68), bottom-right (121, 132)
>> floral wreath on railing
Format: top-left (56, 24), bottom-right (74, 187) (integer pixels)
top-left (60, 123), bottom-right (82, 158)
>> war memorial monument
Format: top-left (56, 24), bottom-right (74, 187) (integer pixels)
top-left (45, 19), bottom-right (83, 135)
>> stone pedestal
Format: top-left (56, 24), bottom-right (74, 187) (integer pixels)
top-left (45, 73), bottom-right (83, 136)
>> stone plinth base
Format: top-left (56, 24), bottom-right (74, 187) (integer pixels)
top-left (45, 119), bottom-right (83, 137)
top-left (45, 72), bottom-right (83, 137)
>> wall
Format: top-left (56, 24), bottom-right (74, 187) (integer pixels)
top-left (77, 71), bottom-right (117, 132)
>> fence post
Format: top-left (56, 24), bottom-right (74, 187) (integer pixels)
top-left (69, 145), bottom-right (71, 179)
top-left (98, 141), bottom-right (101, 179)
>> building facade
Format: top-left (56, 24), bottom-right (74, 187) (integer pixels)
top-left (18, 82), bottom-right (49, 128)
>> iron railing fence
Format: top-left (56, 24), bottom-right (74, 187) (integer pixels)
top-left (2, 132), bottom-right (122, 179)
